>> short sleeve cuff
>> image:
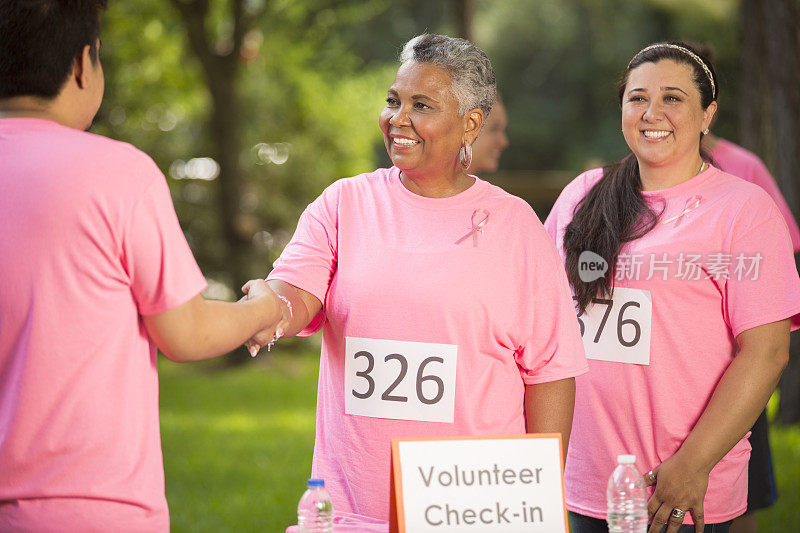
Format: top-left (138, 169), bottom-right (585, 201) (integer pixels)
top-left (521, 363), bottom-right (589, 386)
top-left (731, 307), bottom-right (800, 339)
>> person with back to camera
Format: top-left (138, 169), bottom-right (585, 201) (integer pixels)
top-left (0, 1), bottom-right (290, 531)
top-left (469, 94), bottom-right (509, 174)
top-left (243, 33), bottom-right (588, 526)
top-left (543, 41), bottom-right (800, 532)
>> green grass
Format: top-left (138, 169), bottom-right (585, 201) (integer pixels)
top-left (758, 424), bottom-right (800, 530)
top-left (159, 351), bottom-right (800, 531)
top-left (159, 349), bottom-right (318, 532)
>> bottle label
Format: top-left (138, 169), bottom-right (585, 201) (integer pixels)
top-left (576, 287), bottom-right (652, 365)
top-left (344, 337), bottom-right (457, 423)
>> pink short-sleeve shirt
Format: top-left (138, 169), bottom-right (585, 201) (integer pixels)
top-left (544, 165), bottom-right (800, 523)
top-left (269, 166), bottom-right (588, 520)
top-left (0, 118), bottom-right (207, 531)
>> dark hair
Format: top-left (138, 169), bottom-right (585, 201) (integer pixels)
top-left (564, 41), bottom-right (718, 314)
top-left (0, 0), bottom-right (107, 99)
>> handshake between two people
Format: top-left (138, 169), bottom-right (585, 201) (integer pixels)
top-left (240, 279), bottom-right (293, 357)
top-left (143, 279), bottom-right (319, 363)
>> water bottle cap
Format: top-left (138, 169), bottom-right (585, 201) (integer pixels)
top-left (307, 478), bottom-right (325, 487)
top-left (617, 454), bottom-right (636, 464)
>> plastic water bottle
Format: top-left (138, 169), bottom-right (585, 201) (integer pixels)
top-left (606, 454), bottom-right (647, 533)
top-left (297, 478), bottom-right (333, 533)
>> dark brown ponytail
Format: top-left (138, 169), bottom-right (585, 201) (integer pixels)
top-left (564, 156), bottom-right (660, 314)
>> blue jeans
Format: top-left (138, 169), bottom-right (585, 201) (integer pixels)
top-left (568, 511), bottom-right (732, 533)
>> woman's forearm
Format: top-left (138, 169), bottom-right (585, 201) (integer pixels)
top-left (673, 320), bottom-right (789, 475)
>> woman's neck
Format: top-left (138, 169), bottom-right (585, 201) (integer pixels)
top-left (638, 156), bottom-right (706, 192)
top-left (399, 168), bottom-right (475, 198)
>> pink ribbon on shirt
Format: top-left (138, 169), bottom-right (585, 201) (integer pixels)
top-left (456, 209), bottom-right (490, 247)
top-left (662, 195), bottom-right (702, 227)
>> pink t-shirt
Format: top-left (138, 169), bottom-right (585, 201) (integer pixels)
top-left (544, 166), bottom-right (800, 523)
top-left (268, 166), bottom-right (588, 520)
top-left (710, 138), bottom-right (800, 252)
top-left (0, 118), bottom-right (207, 531)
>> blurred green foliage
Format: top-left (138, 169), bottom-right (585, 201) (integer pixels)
top-left (94, 0), bottom-right (742, 291)
top-left (95, 0), bottom-right (399, 290)
top-left (476, 0), bottom-right (740, 172)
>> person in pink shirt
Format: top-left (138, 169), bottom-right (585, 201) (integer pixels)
top-left (0, 2), bottom-right (289, 531)
top-left (704, 134), bottom-right (800, 253)
top-left (544, 42), bottom-right (800, 533)
top-left (245, 34), bottom-right (588, 526)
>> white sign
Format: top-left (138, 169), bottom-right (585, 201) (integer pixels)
top-left (344, 337), bottom-right (458, 423)
top-left (392, 435), bottom-right (567, 532)
top-left (577, 287), bottom-right (652, 365)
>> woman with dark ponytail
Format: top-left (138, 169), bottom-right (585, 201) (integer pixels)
top-left (544, 42), bottom-right (800, 532)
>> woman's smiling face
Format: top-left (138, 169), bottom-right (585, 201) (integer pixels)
top-left (621, 59), bottom-right (716, 172)
top-left (379, 61), bottom-right (467, 179)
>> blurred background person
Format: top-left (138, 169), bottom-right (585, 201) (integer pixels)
top-left (703, 133), bottom-right (800, 252)
top-left (469, 95), bottom-right (509, 174)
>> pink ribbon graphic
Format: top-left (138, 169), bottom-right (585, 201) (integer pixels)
top-left (662, 195), bottom-right (702, 227)
top-left (456, 209), bottom-right (490, 247)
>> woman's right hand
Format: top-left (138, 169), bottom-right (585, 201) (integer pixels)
top-left (240, 279), bottom-right (292, 356)
top-left (644, 452), bottom-right (710, 533)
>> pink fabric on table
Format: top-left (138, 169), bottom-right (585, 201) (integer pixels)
top-left (0, 118), bottom-right (207, 531)
top-left (710, 138), bottom-right (800, 252)
top-left (286, 510), bottom-right (389, 532)
top-left (268, 166), bottom-right (587, 521)
top-left (544, 165), bottom-right (800, 524)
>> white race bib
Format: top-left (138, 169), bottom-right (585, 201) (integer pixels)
top-left (344, 337), bottom-right (458, 423)
top-left (577, 287), bottom-right (652, 365)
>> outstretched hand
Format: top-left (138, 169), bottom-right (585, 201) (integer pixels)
top-left (644, 453), bottom-right (709, 533)
top-left (240, 279), bottom-right (292, 357)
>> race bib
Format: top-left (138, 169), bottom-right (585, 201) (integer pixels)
top-left (577, 287), bottom-right (652, 365)
top-left (344, 337), bottom-right (458, 423)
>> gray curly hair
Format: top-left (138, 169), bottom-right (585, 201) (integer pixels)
top-left (399, 33), bottom-right (496, 117)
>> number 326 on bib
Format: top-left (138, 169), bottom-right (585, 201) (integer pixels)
top-left (344, 337), bottom-right (458, 423)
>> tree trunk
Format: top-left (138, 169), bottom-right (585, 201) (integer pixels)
top-left (763, 0), bottom-right (800, 220)
top-left (171, 0), bottom-right (254, 365)
top-left (737, 0), bottom-right (768, 156)
top-left (207, 64), bottom-right (250, 289)
top-left (452, 0), bottom-right (473, 41)
top-left (765, 0), bottom-right (800, 425)
top-left (747, 0), bottom-right (800, 424)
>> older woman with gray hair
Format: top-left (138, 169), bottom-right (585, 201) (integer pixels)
top-left (245, 33), bottom-right (586, 523)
